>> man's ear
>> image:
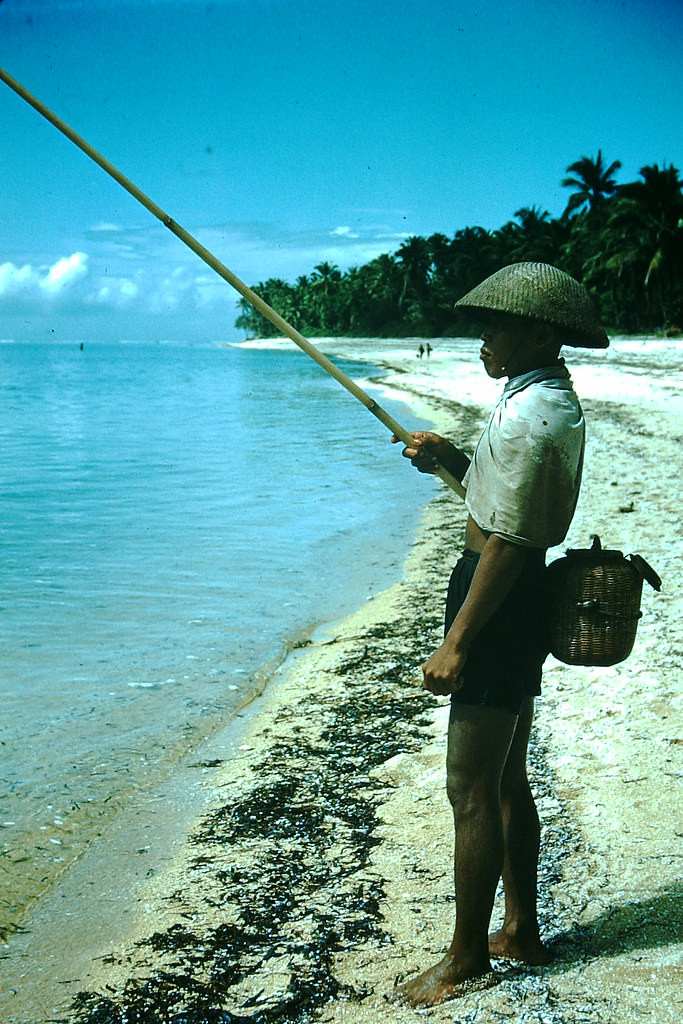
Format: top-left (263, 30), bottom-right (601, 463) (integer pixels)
top-left (531, 323), bottom-right (560, 356)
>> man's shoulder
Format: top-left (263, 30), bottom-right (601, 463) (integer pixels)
top-left (508, 378), bottom-right (581, 415)
top-left (499, 382), bottom-right (583, 447)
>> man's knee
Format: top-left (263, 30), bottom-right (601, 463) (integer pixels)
top-left (446, 768), bottom-right (498, 817)
top-left (446, 704), bottom-right (517, 813)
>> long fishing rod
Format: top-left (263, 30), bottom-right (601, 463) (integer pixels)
top-left (1, 65), bottom-right (465, 499)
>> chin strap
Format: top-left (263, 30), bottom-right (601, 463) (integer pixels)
top-left (499, 336), bottom-right (528, 376)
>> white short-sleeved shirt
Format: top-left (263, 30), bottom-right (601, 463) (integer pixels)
top-left (462, 363), bottom-right (585, 548)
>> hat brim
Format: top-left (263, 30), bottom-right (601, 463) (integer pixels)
top-left (453, 263), bottom-right (610, 349)
top-left (453, 302), bottom-right (610, 348)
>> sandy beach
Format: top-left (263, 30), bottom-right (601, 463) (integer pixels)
top-left (3, 337), bottom-right (681, 1024)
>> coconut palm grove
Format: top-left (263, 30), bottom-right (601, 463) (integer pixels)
top-left (235, 154), bottom-right (683, 339)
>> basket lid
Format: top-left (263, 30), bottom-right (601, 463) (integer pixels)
top-left (559, 536), bottom-right (662, 591)
top-left (628, 553), bottom-right (662, 591)
top-left (564, 535), bottom-right (625, 562)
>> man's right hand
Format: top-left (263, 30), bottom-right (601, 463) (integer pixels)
top-left (391, 431), bottom-right (458, 475)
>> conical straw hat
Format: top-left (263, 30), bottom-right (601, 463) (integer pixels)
top-left (454, 262), bottom-right (609, 348)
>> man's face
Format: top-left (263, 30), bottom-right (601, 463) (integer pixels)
top-left (478, 314), bottom-right (529, 379)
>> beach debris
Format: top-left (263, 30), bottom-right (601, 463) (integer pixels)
top-left (68, 610), bottom-right (440, 1023)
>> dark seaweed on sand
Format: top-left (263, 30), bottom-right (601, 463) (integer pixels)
top-left (69, 605), bottom-right (442, 1024)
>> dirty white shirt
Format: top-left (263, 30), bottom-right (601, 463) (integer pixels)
top-left (462, 362), bottom-right (585, 548)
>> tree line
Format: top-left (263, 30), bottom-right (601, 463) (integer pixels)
top-left (236, 154), bottom-right (683, 339)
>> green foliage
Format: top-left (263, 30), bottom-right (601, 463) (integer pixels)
top-left (235, 157), bottom-right (683, 339)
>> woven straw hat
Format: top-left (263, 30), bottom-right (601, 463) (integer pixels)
top-left (454, 262), bottom-right (609, 348)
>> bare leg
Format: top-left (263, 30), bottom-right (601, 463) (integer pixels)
top-left (392, 704), bottom-right (517, 1007)
top-left (489, 696), bottom-right (551, 964)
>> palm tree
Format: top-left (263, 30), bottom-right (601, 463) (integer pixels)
top-left (450, 226), bottom-right (496, 294)
top-left (426, 233), bottom-right (452, 276)
top-left (424, 233), bottom-right (459, 333)
top-left (235, 278), bottom-right (297, 337)
top-left (600, 163), bottom-right (683, 326)
top-left (504, 206), bottom-right (568, 264)
top-left (394, 236), bottom-right (432, 318)
top-left (336, 255), bottom-right (403, 335)
top-left (310, 262), bottom-right (341, 331)
top-left (562, 150), bottom-right (622, 218)
top-left (293, 274), bottom-right (315, 331)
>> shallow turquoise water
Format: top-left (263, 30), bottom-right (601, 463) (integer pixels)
top-left (0, 340), bottom-right (432, 917)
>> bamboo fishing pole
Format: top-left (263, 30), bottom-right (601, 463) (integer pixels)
top-left (0, 65), bottom-right (465, 499)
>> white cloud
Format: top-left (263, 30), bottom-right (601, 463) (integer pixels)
top-left (40, 253), bottom-right (89, 295)
top-left (148, 266), bottom-right (193, 313)
top-left (0, 254), bottom-right (90, 303)
top-left (330, 226), bottom-right (359, 239)
top-left (89, 222), bottom-right (123, 233)
top-left (120, 280), bottom-right (139, 299)
top-left (92, 278), bottom-right (140, 306)
top-left (0, 261), bottom-right (39, 296)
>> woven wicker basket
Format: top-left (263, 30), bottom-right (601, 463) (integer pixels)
top-left (545, 536), bottom-right (661, 666)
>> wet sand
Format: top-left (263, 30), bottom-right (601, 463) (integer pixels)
top-left (3, 337), bottom-right (681, 1023)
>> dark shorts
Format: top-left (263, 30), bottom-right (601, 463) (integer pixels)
top-left (444, 549), bottom-right (548, 716)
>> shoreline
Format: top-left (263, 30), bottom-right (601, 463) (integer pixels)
top-left (0, 342), bottom-right (432, 942)
top-left (4, 338), bottom-right (681, 1023)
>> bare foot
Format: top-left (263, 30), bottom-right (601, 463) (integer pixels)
top-left (489, 927), bottom-right (551, 965)
top-left (386, 954), bottom-right (495, 1008)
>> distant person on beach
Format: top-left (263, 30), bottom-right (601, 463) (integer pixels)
top-left (391, 262), bottom-right (608, 1007)
top-left (418, 343), bottom-right (425, 358)
top-left (426, 342), bottom-right (433, 357)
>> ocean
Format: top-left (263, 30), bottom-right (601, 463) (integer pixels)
top-left (0, 340), bottom-right (432, 928)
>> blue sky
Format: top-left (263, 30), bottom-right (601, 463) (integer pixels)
top-left (1, 0), bottom-right (681, 342)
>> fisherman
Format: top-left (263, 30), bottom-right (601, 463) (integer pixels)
top-left (391, 262), bottom-right (608, 1006)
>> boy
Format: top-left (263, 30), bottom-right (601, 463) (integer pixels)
top-left (392, 262), bottom-right (608, 1006)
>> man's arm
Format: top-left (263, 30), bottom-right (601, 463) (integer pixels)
top-left (422, 534), bottom-right (530, 695)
